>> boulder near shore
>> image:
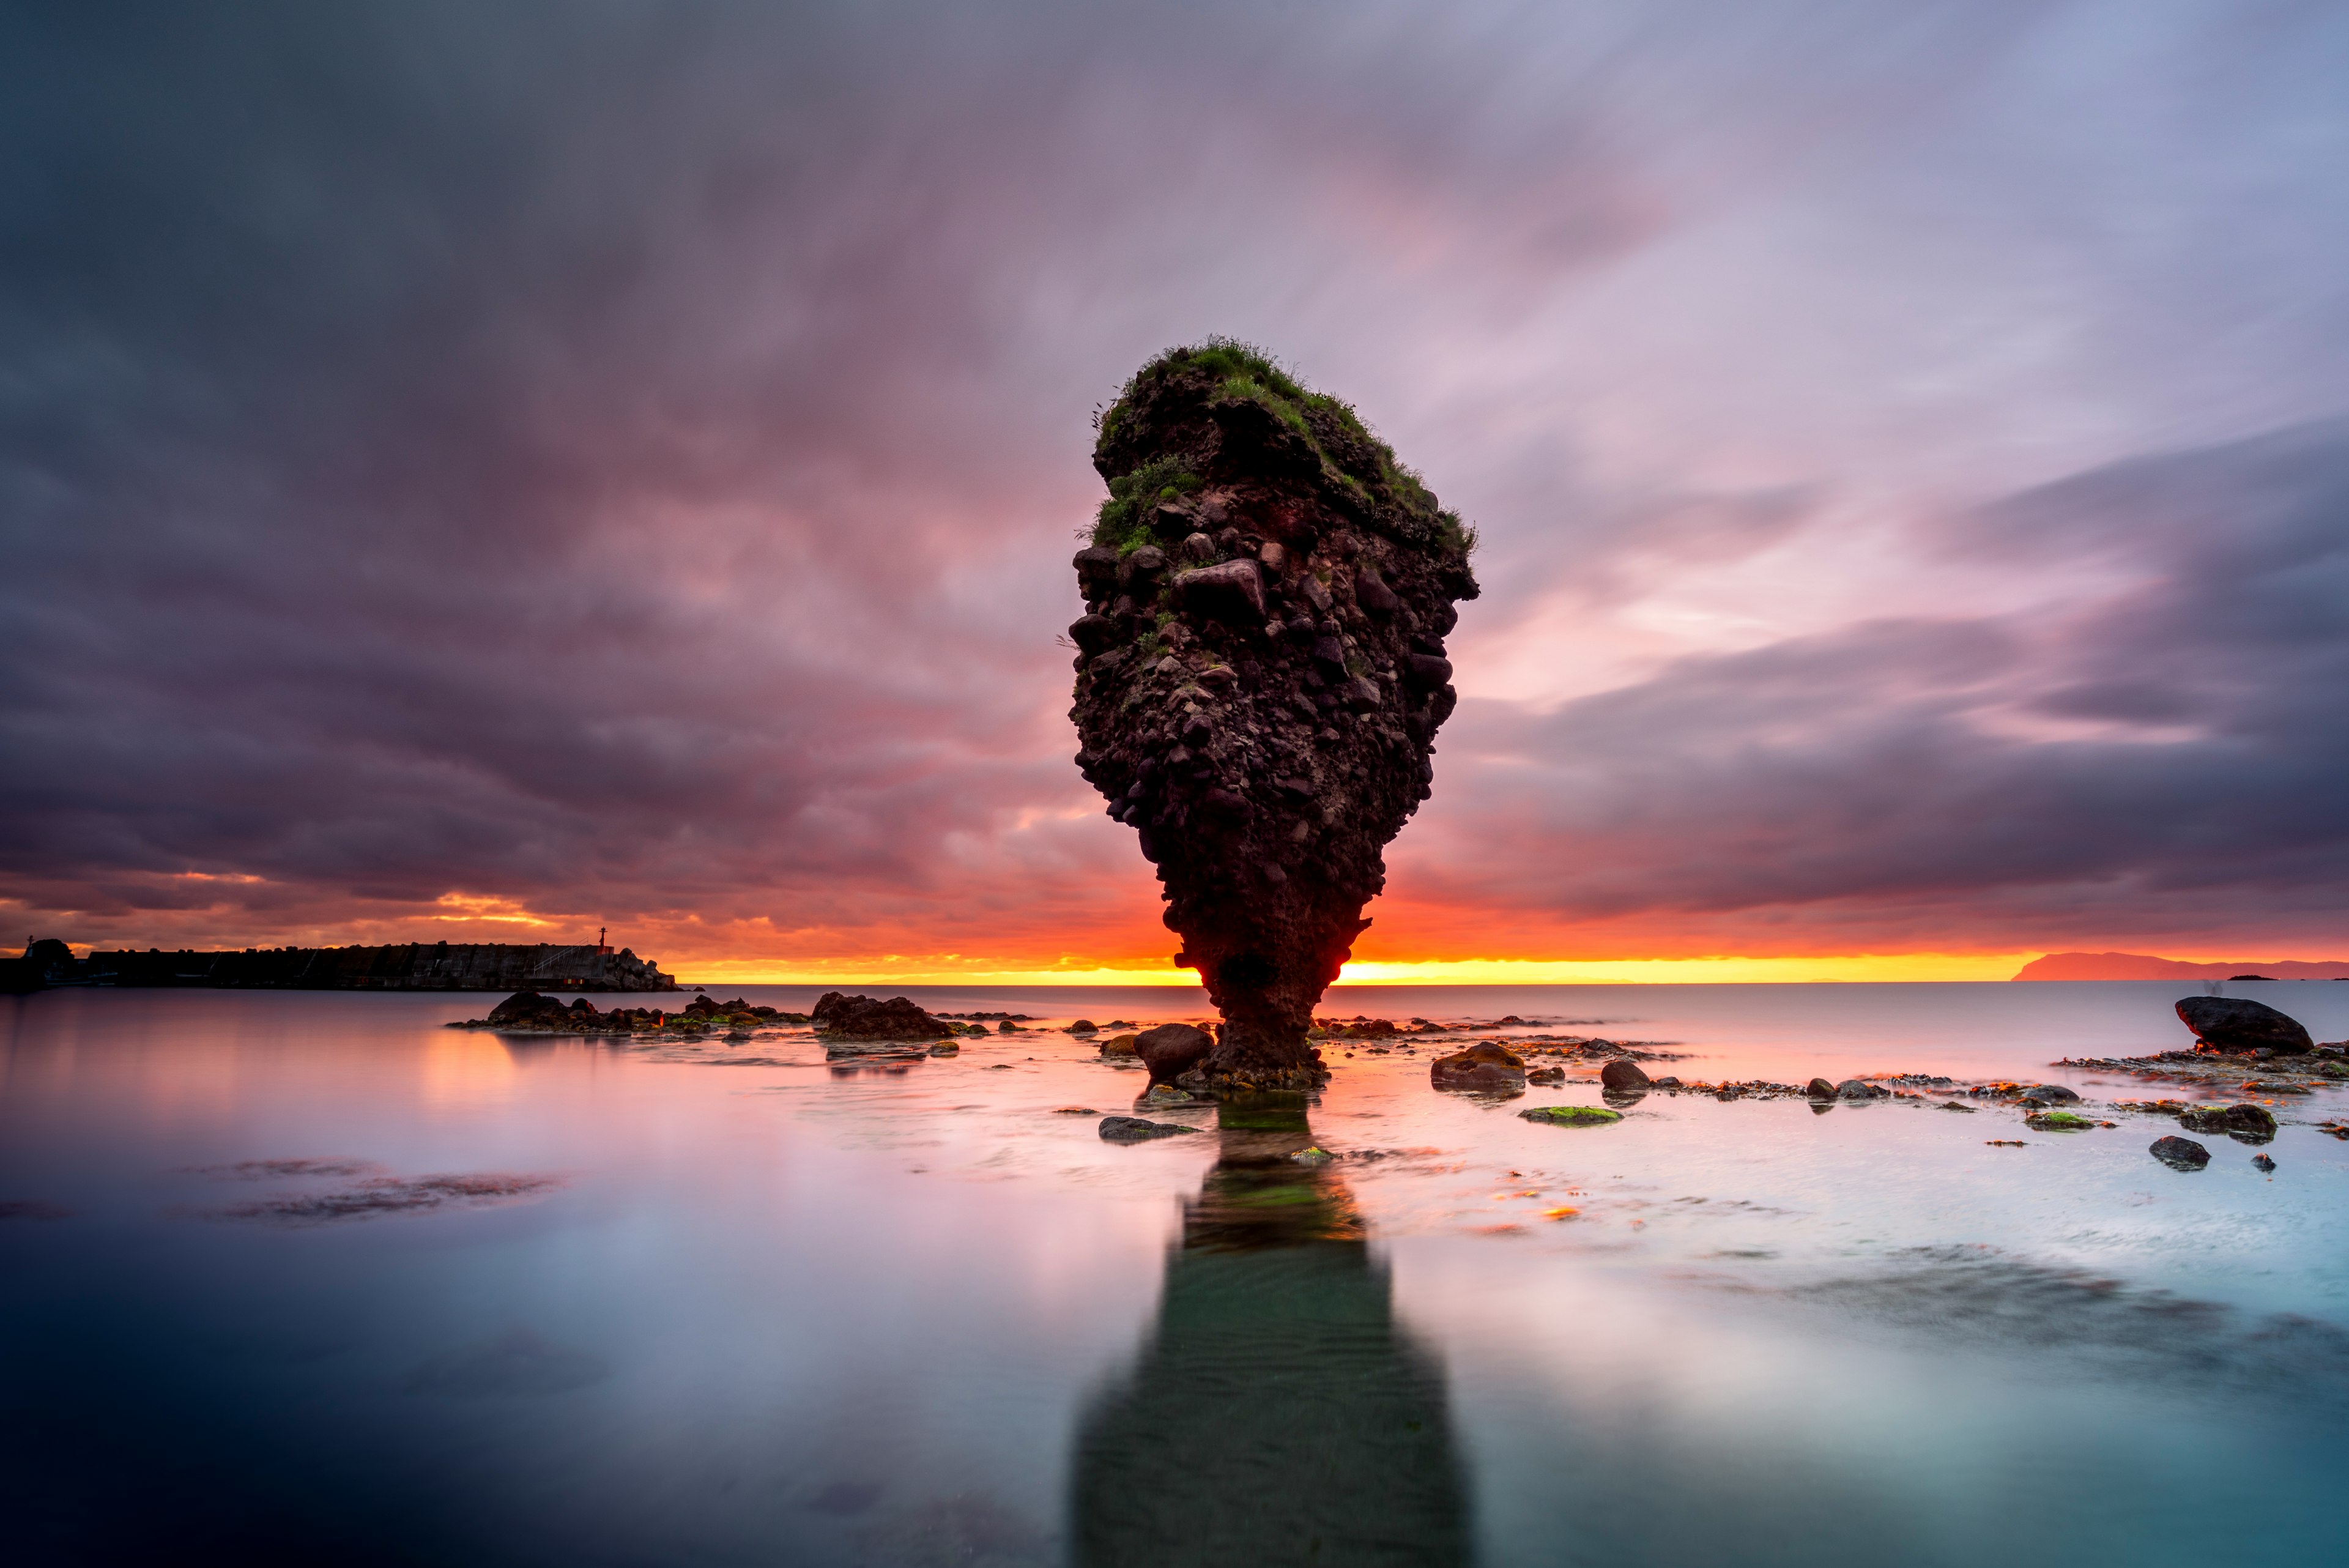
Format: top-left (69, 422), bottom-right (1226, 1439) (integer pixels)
top-left (1069, 340), bottom-right (1478, 1089)
top-left (2174, 995), bottom-right (2314, 1053)
top-left (811, 993), bottom-right (953, 1040)
top-left (1430, 1042), bottom-right (1526, 1094)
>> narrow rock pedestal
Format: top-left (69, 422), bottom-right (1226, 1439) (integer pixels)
top-left (1068, 342), bottom-right (1479, 1089)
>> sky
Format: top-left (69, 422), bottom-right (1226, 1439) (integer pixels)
top-left (4, 1), bottom-right (2347, 983)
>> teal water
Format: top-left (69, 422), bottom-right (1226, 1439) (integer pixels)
top-left (3, 982), bottom-right (2345, 1564)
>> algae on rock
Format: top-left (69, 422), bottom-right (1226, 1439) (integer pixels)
top-left (1068, 341), bottom-right (1479, 1088)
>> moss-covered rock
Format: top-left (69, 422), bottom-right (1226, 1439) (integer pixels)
top-left (1519, 1106), bottom-right (1624, 1128)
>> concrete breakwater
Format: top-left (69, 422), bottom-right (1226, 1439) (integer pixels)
top-left (7, 938), bottom-right (679, 993)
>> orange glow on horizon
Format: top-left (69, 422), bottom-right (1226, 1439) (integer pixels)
top-left (25, 878), bottom-right (2336, 987)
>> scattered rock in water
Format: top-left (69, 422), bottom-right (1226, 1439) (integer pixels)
top-left (1599, 1059), bottom-right (1651, 1091)
top-left (1806, 1077), bottom-right (1838, 1099)
top-left (2175, 995), bottom-right (2314, 1054)
top-left (1519, 1106), bottom-right (1623, 1128)
top-left (1069, 341), bottom-right (1479, 1090)
top-left (2252, 1153), bottom-right (2277, 1172)
top-left (2024, 1110), bottom-right (2098, 1131)
top-left (825, 1046), bottom-right (927, 1065)
top-left (2150, 1134), bottom-right (2211, 1170)
top-left (1290, 1145), bottom-right (1336, 1165)
top-left (1099, 1115), bottom-right (1201, 1142)
top-left (1133, 1023), bottom-right (1215, 1083)
top-left (1097, 1033), bottom-right (1141, 1058)
top-left (1526, 1065), bottom-right (1565, 1085)
top-left (1986, 1139), bottom-right (2027, 1146)
top-left (1836, 1079), bottom-right (1889, 1101)
top-left (1430, 1042), bottom-right (1527, 1094)
top-left (1650, 1076), bottom-right (1682, 1088)
top-left (1318, 1016), bottom-right (1401, 1039)
top-left (1055, 1107), bottom-right (1097, 1115)
top-left (2177, 1102), bottom-right (2277, 1142)
top-left (2019, 1084), bottom-right (2081, 1104)
top-left (811, 993), bottom-right (954, 1040)
top-left (1937, 1101), bottom-right (1978, 1113)
top-left (1068, 1020), bottom-right (1099, 1035)
top-left (486, 990), bottom-right (567, 1027)
top-left (927, 1042), bottom-right (959, 1057)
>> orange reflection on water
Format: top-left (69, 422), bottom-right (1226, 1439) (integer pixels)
top-left (420, 1031), bottom-right (519, 1112)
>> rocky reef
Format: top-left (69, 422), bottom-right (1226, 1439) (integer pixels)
top-left (1069, 341), bottom-right (1479, 1088)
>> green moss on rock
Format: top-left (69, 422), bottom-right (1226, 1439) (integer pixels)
top-left (1519, 1106), bottom-right (1623, 1128)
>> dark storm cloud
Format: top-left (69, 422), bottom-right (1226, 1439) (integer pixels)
top-left (2, 2), bottom-right (2345, 960)
top-left (1401, 422), bottom-right (2349, 949)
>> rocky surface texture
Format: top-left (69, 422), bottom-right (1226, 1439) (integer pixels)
top-left (2175, 995), bottom-right (2316, 1053)
top-left (811, 992), bottom-right (954, 1039)
top-left (1068, 342), bottom-right (1479, 1088)
top-left (2149, 1135), bottom-right (2212, 1170)
top-left (1428, 1042), bottom-right (1527, 1094)
top-left (451, 990), bottom-right (800, 1033)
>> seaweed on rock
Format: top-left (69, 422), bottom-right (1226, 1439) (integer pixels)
top-left (1068, 341), bottom-right (1479, 1088)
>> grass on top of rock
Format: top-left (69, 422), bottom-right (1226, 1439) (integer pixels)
top-left (2024, 1110), bottom-right (2096, 1131)
top-left (1090, 454), bottom-right (1204, 551)
top-left (1520, 1105), bottom-right (1623, 1128)
top-left (1090, 336), bottom-right (1479, 555)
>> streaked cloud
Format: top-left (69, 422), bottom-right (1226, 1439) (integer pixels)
top-left (3, 2), bottom-right (2344, 971)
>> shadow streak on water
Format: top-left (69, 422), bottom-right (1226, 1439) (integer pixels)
top-left (1072, 1094), bottom-right (1469, 1568)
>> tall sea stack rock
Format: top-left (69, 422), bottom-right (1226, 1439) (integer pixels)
top-left (1069, 341), bottom-right (1479, 1088)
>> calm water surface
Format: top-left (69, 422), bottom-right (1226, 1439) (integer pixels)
top-left (4, 982), bottom-right (2347, 1566)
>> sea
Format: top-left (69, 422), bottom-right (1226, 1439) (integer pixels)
top-left (4, 981), bottom-right (2347, 1566)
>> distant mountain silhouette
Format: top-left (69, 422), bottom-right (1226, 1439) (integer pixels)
top-left (2014, 951), bottom-right (2349, 981)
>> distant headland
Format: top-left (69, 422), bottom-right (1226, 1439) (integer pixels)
top-left (1, 937), bottom-right (679, 994)
top-left (2015, 951), bottom-right (2349, 981)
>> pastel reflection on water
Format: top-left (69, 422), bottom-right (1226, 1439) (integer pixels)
top-left (1074, 1094), bottom-right (1466, 1567)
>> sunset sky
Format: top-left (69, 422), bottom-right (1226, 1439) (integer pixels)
top-left (5, 2), bottom-right (2347, 983)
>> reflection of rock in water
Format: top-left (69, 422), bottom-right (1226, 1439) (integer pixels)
top-left (1072, 1096), bottom-right (1468, 1567)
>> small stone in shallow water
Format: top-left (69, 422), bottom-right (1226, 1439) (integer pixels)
top-left (1836, 1080), bottom-right (1889, 1101)
top-left (2024, 1110), bottom-right (2095, 1131)
top-left (1519, 1106), bottom-right (1622, 1128)
top-left (1599, 1059), bottom-right (1651, 1091)
top-left (2149, 1135), bottom-right (2211, 1170)
top-left (1098, 1115), bottom-right (1200, 1142)
top-left (1055, 1107), bottom-right (1096, 1115)
top-left (1134, 1023), bottom-right (1214, 1083)
top-left (2252, 1154), bottom-right (2277, 1171)
top-left (1806, 1077), bottom-right (1838, 1099)
top-left (2020, 1085), bottom-right (2082, 1104)
top-left (1431, 1042), bottom-right (1527, 1094)
top-left (2178, 1102), bottom-right (2277, 1140)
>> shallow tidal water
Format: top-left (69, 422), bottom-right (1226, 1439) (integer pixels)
top-left (4, 981), bottom-right (2347, 1566)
